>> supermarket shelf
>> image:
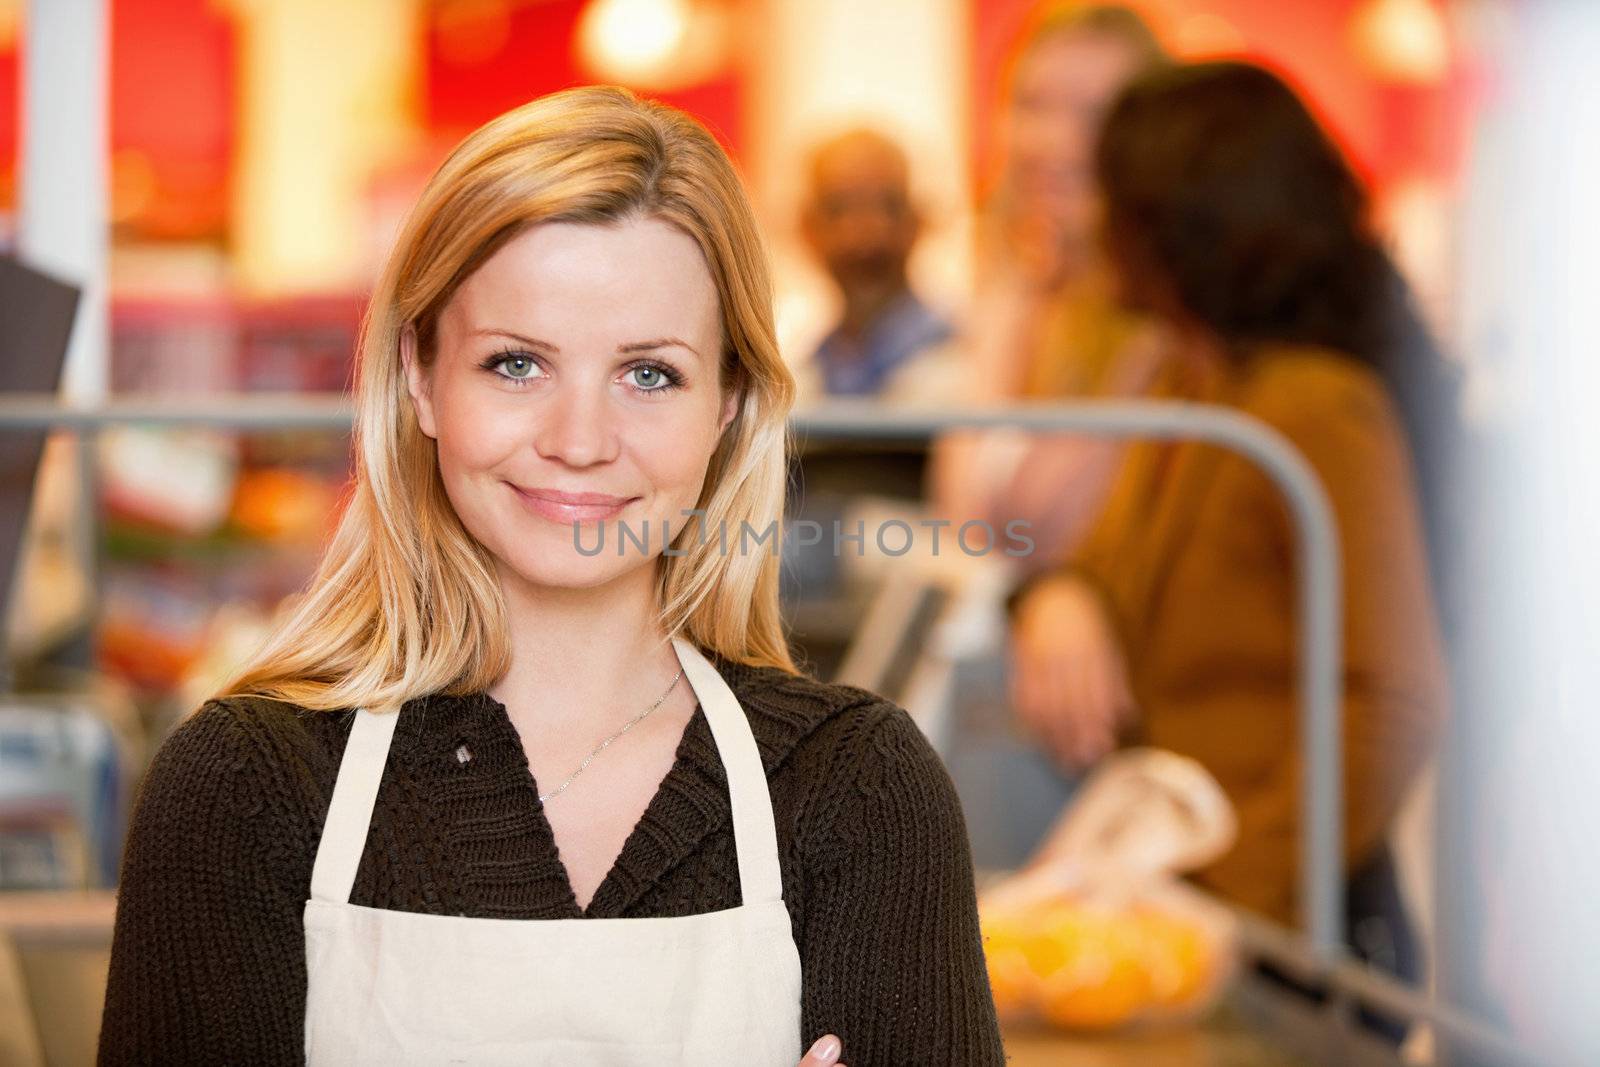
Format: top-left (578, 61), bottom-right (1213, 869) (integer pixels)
top-left (0, 392), bottom-right (352, 430)
top-left (0, 890), bottom-right (116, 950)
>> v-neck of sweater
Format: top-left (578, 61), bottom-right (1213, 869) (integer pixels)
top-left (364, 648), bottom-right (820, 920)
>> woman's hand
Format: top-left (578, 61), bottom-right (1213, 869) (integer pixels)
top-left (798, 1034), bottom-right (846, 1066)
top-left (1008, 572), bottom-right (1137, 769)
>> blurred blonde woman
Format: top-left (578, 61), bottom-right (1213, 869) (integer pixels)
top-left (98, 86), bottom-right (1005, 1067)
top-left (976, 1), bottom-right (1167, 393)
top-left (932, 2), bottom-right (1175, 567)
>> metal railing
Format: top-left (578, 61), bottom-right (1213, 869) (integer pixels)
top-left (0, 391), bottom-right (1343, 949)
top-left (4, 391), bottom-right (1552, 1065)
top-left (793, 397), bottom-right (1346, 964)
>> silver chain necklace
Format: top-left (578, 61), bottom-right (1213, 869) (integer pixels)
top-left (537, 665), bottom-right (685, 803)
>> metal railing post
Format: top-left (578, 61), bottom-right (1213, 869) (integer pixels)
top-left (792, 398), bottom-right (1344, 961)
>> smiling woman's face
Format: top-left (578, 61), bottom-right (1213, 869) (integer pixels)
top-left (404, 215), bottom-right (736, 591)
top-left (1005, 30), bottom-right (1145, 238)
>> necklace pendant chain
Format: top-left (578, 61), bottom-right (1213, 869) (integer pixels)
top-left (537, 665), bottom-right (685, 803)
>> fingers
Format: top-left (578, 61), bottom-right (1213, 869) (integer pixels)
top-left (799, 1034), bottom-right (842, 1065)
top-left (1010, 640), bottom-right (1072, 769)
top-left (1015, 639), bottom-right (1096, 771)
top-left (1073, 652), bottom-right (1120, 764)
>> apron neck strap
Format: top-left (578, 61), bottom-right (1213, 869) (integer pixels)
top-left (670, 635), bottom-right (785, 906)
top-left (310, 704), bottom-right (401, 904)
top-left (308, 638), bottom-right (786, 908)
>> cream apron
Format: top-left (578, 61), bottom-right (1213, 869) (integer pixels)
top-left (302, 636), bottom-right (804, 1065)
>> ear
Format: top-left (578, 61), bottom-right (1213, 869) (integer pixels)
top-left (718, 382), bottom-right (738, 437)
top-left (400, 325), bottom-right (438, 440)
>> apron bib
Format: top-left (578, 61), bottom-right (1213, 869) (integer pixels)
top-left (302, 636), bottom-right (804, 1065)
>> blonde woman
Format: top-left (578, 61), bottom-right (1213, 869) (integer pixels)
top-left (97, 87), bottom-right (1004, 1066)
top-left (931, 3), bottom-right (1173, 569)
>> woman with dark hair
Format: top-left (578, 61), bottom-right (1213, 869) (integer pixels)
top-left (1007, 60), bottom-right (1458, 1038)
top-left (1093, 61), bottom-right (1466, 597)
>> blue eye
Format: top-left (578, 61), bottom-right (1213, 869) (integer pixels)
top-left (626, 361), bottom-right (686, 395)
top-left (475, 349), bottom-right (685, 394)
top-left (631, 365), bottom-right (665, 390)
top-left (476, 350), bottom-right (542, 385)
top-left (497, 355), bottom-right (537, 380)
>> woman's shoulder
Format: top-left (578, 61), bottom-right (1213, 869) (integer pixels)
top-left (149, 695), bottom-right (290, 770)
top-left (1239, 343), bottom-right (1390, 401)
top-left (719, 658), bottom-right (957, 807)
top-left (173, 692), bottom-right (349, 751)
top-left (115, 695), bottom-right (340, 876)
top-left (719, 656), bottom-right (881, 713)
top-left (722, 657), bottom-right (883, 740)
top-left (139, 694), bottom-right (349, 813)
top-left (720, 654), bottom-right (903, 737)
top-left (733, 666), bottom-right (972, 880)
top-left (1234, 343), bottom-right (1399, 435)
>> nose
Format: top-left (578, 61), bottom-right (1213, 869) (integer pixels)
top-left (531, 379), bottom-right (620, 468)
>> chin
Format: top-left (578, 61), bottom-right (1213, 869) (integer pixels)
top-left (497, 548), bottom-right (650, 593)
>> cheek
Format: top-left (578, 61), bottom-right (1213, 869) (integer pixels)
top-left (430, 386), bottom-right (524, 480)
top-left (627, 409), bottom-right (721, 500)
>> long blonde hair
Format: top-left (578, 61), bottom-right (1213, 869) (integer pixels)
top-left (218, 86), bottom-right (799, 712)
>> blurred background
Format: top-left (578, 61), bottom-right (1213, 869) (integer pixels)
top-left (2, 0), bottom-right (1597, 1064)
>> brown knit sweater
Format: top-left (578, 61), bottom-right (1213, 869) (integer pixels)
top-left (96, 648), bottom-right (1007, 1065)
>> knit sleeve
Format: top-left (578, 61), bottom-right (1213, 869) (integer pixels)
top-left (796, 700), bottom-right (1008, 1066)
top-left (98, 699), bottom-right (309, 1066)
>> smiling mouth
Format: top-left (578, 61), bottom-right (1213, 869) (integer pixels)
top-left (509, 484), bottom-right (640, 522)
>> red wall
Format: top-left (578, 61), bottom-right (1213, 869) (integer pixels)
top-left (0, 0), bottom-right (742, 240)
top-left (424, 0), bottom-right (744, 162)
top-left (0, 0), bottom-right (235, 238)
top-left (970, 0), bottom-right (1472, 202)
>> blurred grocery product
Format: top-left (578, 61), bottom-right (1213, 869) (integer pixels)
top-left (98, 427), bottom-right (239, 537)
top-left (0, 696), bottom-right (130, 891)
top-left (227, 467), bottom-right (339, 543)
top-left (979, 748), bottom-right (1240, 1032)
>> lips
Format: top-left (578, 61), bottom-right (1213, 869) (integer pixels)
top-left (509, 484), bottom-right (639, 523)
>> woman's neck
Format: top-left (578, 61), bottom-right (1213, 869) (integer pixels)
top-left (486, 561), bottom-right (684, 736)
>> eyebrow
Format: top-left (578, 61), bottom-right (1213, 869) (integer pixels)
top-left (471, 328), bottom-right (701, 358)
